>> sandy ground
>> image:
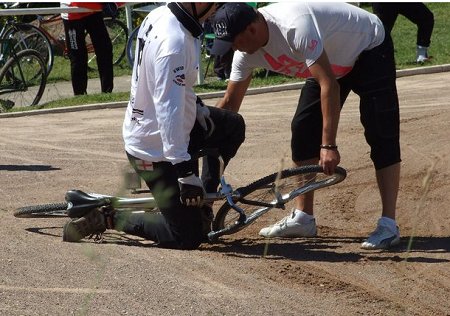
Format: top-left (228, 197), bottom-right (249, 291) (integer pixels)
top-left (0, 71), bottom-right (449, 315)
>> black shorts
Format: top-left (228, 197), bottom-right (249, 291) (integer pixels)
top-left (291, 34), bottom-right (401, 170)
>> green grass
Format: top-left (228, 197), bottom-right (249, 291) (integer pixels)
top-left (5, 2), bottom-right (450, 112)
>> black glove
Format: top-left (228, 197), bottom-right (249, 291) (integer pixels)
top-left (103, 3), bottom-right (118, 19)
top-left (178, 174), bottom-right (206, 207)
top-left (196, 96), bottom-right (215, 137)
top-left (175, 160), bottom-right (205, 207)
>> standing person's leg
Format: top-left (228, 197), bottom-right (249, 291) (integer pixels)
top-left (63, 18), bottom-right (89, 95)
top-left (351, 34), bottom-right (401, 249)
top-left (258, 80), bottom-right (322, 238)
top-left (222, 49), bottom-right (234, 80)
top-left (85, 12), bottom-right (114, 93)
top-left (259, 79), bottom-right (350, 238)
top-left (213, 49), bottom-right (234, 80)
top-left (213, 55), bottom-right (226, 80)
top-left (398, 3), bottom-right (434, 48)
top-left (398, 3), bottom-right (434, 62)
top-left (291, 79), bottom-right (324, 217)
top-left (371, 3), bottom-right (400, 35)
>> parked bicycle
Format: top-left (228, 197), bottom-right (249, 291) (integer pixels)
top-left (0, 4), bottom-right (53, 75)
top-left (0, 38), bottom-right (47, 109)
top-left (13, 150), bottom-right (347, 242)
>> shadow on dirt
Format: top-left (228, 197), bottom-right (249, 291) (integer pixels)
top-left (404, 236), bottom-right (450, 252)
top-left (23, 226), bottom-right (449, 263)
top-left (0, 164), bottom-right (61, 171)
top-left (25, 226), bottom-right (158, 247)
top-left (203, 236), bottom-right (450, 263)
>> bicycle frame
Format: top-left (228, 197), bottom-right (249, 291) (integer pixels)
top-left (33, 15), bottom-right (69, 57)
top-left (0, 19), bottom-right (24, 57)
top-left (66, 187), bottom-right (228, 215)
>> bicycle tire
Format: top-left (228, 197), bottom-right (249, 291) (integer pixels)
top-left (0, 49), bottom-right (46, 108)
top-left (86, 17), bottom-right (128, 69)
top-left (212, 165), bottom-right (347, 238)
top-left (105, 18), bottom-right (128, 65)
top-left (14, 202), bottom-right (69, 218)
top-left (5, 23), bottom-right (54, 75)
top-left (126, 26), bottom-right (139, 68)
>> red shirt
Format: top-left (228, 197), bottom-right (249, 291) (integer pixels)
top-left (61, 2), bottom-right (123, 20)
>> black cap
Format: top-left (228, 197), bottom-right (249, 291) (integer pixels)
top-left (210, 2), bottom-right (257, 55)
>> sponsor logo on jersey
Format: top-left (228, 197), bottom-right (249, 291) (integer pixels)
top-left (307, 39), bottom-right (318, 51)
top-left (264, 53), bottom-right (352, 78)
top-left (173, 65), bottom-right (186, 86)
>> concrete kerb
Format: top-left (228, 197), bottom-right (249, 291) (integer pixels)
top-left (1, 63), bottom-right (450, 119)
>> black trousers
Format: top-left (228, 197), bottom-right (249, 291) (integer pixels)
top-left (372, 2), bottom-right (434, 47)
top-left (63, 12), bottom-right (113, 95)
top-left (214, 49), bottom-right (234, 80)
top-left (117, 107), bottom-right (246, 250)
top-left (291, 34), bottom-right (401, 170)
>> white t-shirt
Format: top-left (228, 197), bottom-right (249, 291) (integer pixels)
top-left (122, 5), bottom-right (200, 164)
top-left (230, 2), bottom-right (384, 81)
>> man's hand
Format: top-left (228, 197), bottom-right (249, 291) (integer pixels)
top-left (196, 96), bottom-right (215, 137)
top-left (320, 146), bottom-right (340, 175)
top-left (178, 174), bottom-right (206, 207)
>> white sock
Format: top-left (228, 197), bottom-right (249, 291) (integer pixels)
top-left (292, 209), bottom-right (314, 223)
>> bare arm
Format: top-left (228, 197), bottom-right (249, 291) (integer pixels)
top-left (308, 50), bottom-right (341, 174)
top-left (216, 75), bottom-right (252, 112)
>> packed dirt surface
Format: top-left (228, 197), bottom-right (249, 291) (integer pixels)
top-left (1, 72), bottom-right (449, 316)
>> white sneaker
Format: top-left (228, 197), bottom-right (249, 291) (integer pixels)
top-left (361, 218), bottom-right (400, 249)
top-left (416, 55), bottom-right (429, 63)
top-left (416, 45), bottom-right (429, 63)
top-left (259, 211), bottom-right (317, 238)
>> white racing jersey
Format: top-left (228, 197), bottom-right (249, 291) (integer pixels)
top-left (230, 2), bottom-right (385, 81)
top-left (123, 5), bottom-right (200, 164)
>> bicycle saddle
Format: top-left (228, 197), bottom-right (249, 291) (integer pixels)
top-left (65, 190), bottom-right (110, 218)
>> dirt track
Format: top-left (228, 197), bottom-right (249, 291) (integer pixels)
top-left (1, 71), bottom-right (449, 315)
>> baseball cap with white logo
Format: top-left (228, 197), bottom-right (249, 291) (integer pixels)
top-left (210, 2), bottom-right (258, 56)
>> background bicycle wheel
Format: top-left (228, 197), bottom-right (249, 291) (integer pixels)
top-left (0, 49), bottom-right (46, 108)
top-left (4, 23), bottom-right (54, 75)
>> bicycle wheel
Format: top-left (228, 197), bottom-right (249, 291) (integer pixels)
top-left (5, 23), bottom-right (54, 75)
top-left (126, 26), bottom-right (139, 68)
top-left (14, 202), bottom-right (69, 218)
top-left (105, 18), bottom-right (128, 65)
top-left (212, 165), bottom-right (347, 238)
top-left (86, 17), bottom-right (128, 69)
top-left (0, 49), bottom-right (46, 109)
